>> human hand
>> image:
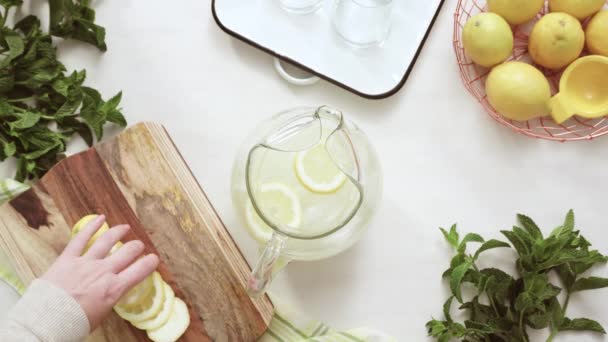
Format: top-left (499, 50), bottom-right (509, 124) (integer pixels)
top-left (41, 215), bottom-right (160, 330)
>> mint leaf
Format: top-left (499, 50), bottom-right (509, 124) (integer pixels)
top-left (451, 261), bottom-right (472, 303)
top-left (518, 214), bottom-right (543, 240)
top-left (0, 0), bottom-right (23, 8)
top-left (563, 209), bottom-right (575, 234)
top-left (426, 319), bottom-right (448, 338)
top-left (440, 224), bottom-right (459, 249)
top-left (0, 33), bottom-right (25, 68)
top-left (555, 263), bottom-right (576, 290)
top-left (443, 296), bottom-right (454, 323)
top-left (8, 111), bottom-right (41, 130)
top-left (0, 140), bottom-right (16, 158)
top-left (101, 91), bottom-right (122, 113)
top-left (49, 0), bottom-right (107, 51)
top-left (474, 239), bottom-right (510, 259)
top-left (501, 230), bottom-right (530, 255)
top-left (457, 233), bottom-right (484, 253)
top-left (570, 277), bottom-right (608, 293)
top-left (559, 318), bottom-right (606, 334)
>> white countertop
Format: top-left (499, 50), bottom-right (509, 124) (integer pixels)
top-left (2, 1), bottom-right (608, 341)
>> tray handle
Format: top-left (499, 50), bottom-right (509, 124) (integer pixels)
top-left (274, 58), bottom-right (320, 86)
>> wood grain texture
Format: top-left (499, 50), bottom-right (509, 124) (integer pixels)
top-left (0, 122), bottom-right (273, 341)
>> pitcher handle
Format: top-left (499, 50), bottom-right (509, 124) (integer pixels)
top-left (247, 232), bottom-right (287, 297)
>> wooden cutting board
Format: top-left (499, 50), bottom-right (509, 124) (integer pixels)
top-left (0, 122), bottom-right (273, 341)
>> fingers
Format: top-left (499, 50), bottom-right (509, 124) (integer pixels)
top-left (105, 240), bottom-right (145, 274)
top-left (85, 225), bottom-right (130, 259)
top-left (117, 254), bottom-right (159, 292)
top-left (64, 215), bottom-right (106, 256)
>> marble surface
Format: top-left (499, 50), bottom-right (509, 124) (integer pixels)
top-left (1, 1), bottom-right (608, 340)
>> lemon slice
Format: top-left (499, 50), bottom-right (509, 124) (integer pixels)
top-left (115, 272), bottom-right (165, 323)
top-left (116, 273), bottom-right (155, 309)
top-left (72, 215), bottom-right (109, 251)
top-left (250, 182), bottom-right (302, 229)
top-left (295, 144), bottom-right (346, 193)
top-left (133, 282), bottom-right (175, 331)
top-left (147, 297), bottom-right (190, 342)
top-left (245, 200), bottom-right (274, 243)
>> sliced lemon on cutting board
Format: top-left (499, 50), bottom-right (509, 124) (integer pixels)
top-left (115, 271), bottom-right (165, 322)
top-left (295, 144), bottom-right (346, 193)
top-left (72, 216), bottom-right (189, 341)
top-left (133, 282), bottom-right (176, 331)
top-left (147, 297), bottom-right (190, 342)
top-left (249, 182), bottom-right (302, 231)
top-left (72, 214), bottom-right (110, 251)
top-left (117, 273), bottom-right (155, 309)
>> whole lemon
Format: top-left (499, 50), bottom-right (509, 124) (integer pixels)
top-left (487, 0), bottom-right (545, 25)
top-left (462, 13), bottom-right (514, 67)
top-left (486, 62), bottom-right (552, 121)
top-left (587, 10), bottom-right (608, 56)
top-left (550, 0), bottom-right (606, 20)
top-left (72, 214), bottom-right (109, 250)
top-left (529, 12), bottom-right (585, 69)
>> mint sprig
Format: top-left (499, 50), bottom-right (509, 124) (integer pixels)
top-left (0, 1), bottom-right (126, 181)
top-left (427, 210), bottom-right (608, 341)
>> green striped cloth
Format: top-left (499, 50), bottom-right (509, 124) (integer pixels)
top-left (0, 179), bottom-right (394, 342)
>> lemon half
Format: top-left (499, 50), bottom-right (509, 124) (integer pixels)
top-left (295, 144), bottom-right (347, 193)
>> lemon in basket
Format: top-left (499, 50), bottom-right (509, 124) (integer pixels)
top-left (486, 61), bottom-right (552, 121)
top-left (529, 12), bottom-right (585, 70)
top-left (550, 0), bottom-right (606, 20)
top-left (487, 0), bottom-right (545, 25)
top-left (587, 11), bottom-right (608, 57)
top-left (462, 13), bottom-right (513, 68)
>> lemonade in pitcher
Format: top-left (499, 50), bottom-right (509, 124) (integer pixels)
top-left (231, 106), bottom-right (382, 295)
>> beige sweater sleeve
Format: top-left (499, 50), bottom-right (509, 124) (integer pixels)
top-left (0, 279), bottom-right (90, 342)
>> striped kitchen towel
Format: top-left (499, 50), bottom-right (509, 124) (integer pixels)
top-left (0, 179), bottom-right (394, 342)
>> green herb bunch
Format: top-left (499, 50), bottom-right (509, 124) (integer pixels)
top-left (0, 0), bottom-right (126, 181)
top-left (427, 210), bottom-right (608, 342)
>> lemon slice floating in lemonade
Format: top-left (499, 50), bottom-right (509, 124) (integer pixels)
top-left (245, 182), bottom-right (302, 241)
top-left (295, 143), bottom-right (347, 193)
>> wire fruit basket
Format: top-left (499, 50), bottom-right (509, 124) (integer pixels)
top-left (454, 0), bottom-right (608, 142)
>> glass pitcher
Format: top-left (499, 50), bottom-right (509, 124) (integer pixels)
top-left (231, 106), bottom-right (382, 296)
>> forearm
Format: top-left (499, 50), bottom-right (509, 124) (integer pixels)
top-left (0, 279), bottom-right (90, 342)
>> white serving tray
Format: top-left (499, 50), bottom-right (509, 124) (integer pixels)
top-left (212, 0), bottom-right (444, 99)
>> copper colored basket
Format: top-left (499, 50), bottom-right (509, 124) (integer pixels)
top-left (454, 0), bottom-right (608, 142)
